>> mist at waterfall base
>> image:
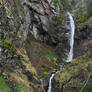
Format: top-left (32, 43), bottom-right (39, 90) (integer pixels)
top-left (47, 12), bottom-right (75, 92)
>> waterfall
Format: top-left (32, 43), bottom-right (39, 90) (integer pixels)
top-left (47, 74), bottom-right (55, 92)
top-left (47, 70), bottom-right (60, 92)
top-left (47, 66), bottom-right (62, 92)
top-left (66, 12), bottom-right (75, 62)
top-left (47, 12), bottom-right (75, 92)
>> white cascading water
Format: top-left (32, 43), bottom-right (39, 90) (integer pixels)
top-left (47, 12), bottom-right (75, 92)
top-left (47, 73), bottom-right (55, 92)
top-left (47, 70), bottom-right (60, 92)
top-left (66, 12), bottom-right (75, 62)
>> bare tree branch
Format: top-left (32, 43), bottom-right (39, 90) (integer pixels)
top-left (80, 74), bottom-right (90, 92)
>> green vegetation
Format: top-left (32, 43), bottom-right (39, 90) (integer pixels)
top-left (61, 0), bottom-right (71, 11)
top-left (1, 0), bottom-right (92, 92)
top-left (16, 81), bottom-right (30, 92)
top-left (51, 0), bottom-right (71, 11)
top-left (14, 0), bottom-right (25, 16)
top-left (3, 39), bottom-right (11, 49)
top-left (0, 76), bottom-right (12, 92)
top-left (41, 72), bottom-right (50, 76)
top-left (22, 61), bottom-right (37, 74)
top-left (55, 51), bottom-right (92, 85)
top-left (41, 64), bottom-right (47, 69)
top-left (50, 0), bottom-right (60, 8)
top-left (42, 50), bottom-right (58, 60)
top-left (50, 0), bottom-right (72, 27)
top-left (76, 12), bottom-right (89, 23)
top-left (87, 85), bottom-right (92, 92)
top-left (76, 2), bottom-right (92, 23)
top-left (53, 15), bottom-right (65, 28)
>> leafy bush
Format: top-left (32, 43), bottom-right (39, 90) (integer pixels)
top-left (61, 0), bottom-right (72, 11)
top-left (3, 39), bottom-right (11, 49)
top-left (87, 85), bottom-right (92, 92)
top-left (76, 12), bottom-right (89, 23)
top-left (41, 72), bottom-right (50, 76)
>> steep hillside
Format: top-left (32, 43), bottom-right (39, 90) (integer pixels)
top-left (0, 0), bottom-right (92, 92)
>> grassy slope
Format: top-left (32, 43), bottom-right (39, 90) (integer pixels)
top-left (55, 50), bottom-right (92, 86)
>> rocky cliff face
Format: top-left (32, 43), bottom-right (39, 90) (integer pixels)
top-left (0, 0), bottom-right (92, 92)
top-left (0, 0), bottom-right (59, 91)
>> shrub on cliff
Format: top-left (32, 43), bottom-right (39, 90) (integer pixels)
top-left (76, 12), bottom-right (89, 23)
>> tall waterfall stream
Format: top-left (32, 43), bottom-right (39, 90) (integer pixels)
top-left (66, 12), bottom-right (75, 62)
top-left (47, 12), bottom-right (75, 92)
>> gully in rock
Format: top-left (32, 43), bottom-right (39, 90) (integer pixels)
top-left (47, 12), bottom-right (75, 92)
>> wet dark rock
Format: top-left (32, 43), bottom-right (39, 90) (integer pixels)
top-left (24, 71), bottom-right (34, 81)
top-left (42, 76), bottom-right (49, 91)
top-left (74, 22), bottom-right (92, 58)
top-left (52, 80), bottom-right (62, 92)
